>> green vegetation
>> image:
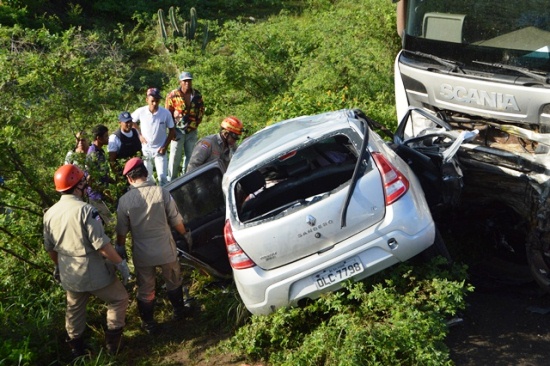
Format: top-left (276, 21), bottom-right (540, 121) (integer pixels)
top-left (220, 258), bottom-right (471, 365)
top-left (0, 0), bottom-right (472, 364)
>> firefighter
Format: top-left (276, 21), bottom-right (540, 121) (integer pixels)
top-left (186, 116), bottom-right (244, 173)
top-left (43, 164), bottom-right (130, 358)
top-left (115, 157), bottom-right (189, 334)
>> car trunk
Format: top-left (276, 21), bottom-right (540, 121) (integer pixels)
top-left (230, 135), bottom-right (386, 270)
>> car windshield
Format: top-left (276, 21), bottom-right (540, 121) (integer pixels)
top-left (403, 0), bottom-right (550, 72)
top-left (235, 134), bottom-right (358, 223)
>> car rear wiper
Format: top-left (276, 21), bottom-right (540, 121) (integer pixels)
top-left (472, 60), bottom-right (550, 84)
top-left (340, 109), bottom-right (370, 228)
top-left (403, 50), bottom-right (465, 74)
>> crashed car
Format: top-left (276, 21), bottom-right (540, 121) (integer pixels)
top-left (167, 108), bottom-right (459, 315)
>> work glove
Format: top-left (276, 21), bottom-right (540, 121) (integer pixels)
top-left (114, 244), bottom-right (127, 260)
top-left (115, 259), bottom-right (130, 285)
top-left (183, 230), bottom-right (193, 250)
top-left (53, 265), bottom-right (60, 283)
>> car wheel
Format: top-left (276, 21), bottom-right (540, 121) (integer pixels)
top-left (421, 228), bottom-right (452, 263)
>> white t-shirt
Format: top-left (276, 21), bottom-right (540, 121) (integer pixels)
top-left (107, 129), bottom-right (136, 153)
top-left (131, 106), bottom-right (174, 150)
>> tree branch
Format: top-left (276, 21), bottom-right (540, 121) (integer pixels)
top-left (0, 226), bottom-right (39, 256)
top-left (7, 146), bottom-right (55, 208)
top-left (0, 243), bottom-right (50, 275)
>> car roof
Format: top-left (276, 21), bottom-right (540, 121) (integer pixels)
top-left (225, 109), bottom-right (357, 180)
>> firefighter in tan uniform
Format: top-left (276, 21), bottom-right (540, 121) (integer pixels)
top-left (115, 157), bottom-right (188, 334)
top-left (43, 164), bottom-right (130, 358)
top-left (186, 116), bottom-right (244, 172)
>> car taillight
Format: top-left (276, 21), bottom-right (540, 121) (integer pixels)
top-left (371, 152), bottom-right (409, 205)
top-left (224, 219), bottom-right (256, 269)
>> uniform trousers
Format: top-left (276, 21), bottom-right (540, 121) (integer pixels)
top-left (134, 260), bottom-right (182, 302)
top-left (65, 279), bottom-right (128, 339)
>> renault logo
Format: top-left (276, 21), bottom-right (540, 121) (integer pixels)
top-left (306, 215), bottom-right (316, 226)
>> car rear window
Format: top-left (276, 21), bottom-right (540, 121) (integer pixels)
top-left (235, 135), bottom-right (358, 223)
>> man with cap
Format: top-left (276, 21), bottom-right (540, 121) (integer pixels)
top-left (115, 157), bottom-right (189, 334)
top-left (165, 71), bottom-right (205, 180)
top-left (43, 164), bottom-right (130, 358)
top-left (107, 111), bottom-right (142, 176)
top-left (187, 116), bottom-right (243, 173)
top-left (131, 88), bottom-right (175, 186)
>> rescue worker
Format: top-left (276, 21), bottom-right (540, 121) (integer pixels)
top-left (115, 157), bottom-right (189, 334)
top-left (186, 116), bottom-right (244, 173)
top-left (43, 164), bottom-right (130, 358)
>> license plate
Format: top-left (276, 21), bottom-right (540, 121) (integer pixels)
top-left (312, 257), bottom-right (364, 289)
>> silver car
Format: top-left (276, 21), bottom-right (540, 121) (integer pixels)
top-left (166, 109), bottom-right (454, 315)
top-left (220, 109), bottom-right (440, 315)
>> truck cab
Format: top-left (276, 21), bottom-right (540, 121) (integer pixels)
top-left (393, 0), bottom-right (550, 292)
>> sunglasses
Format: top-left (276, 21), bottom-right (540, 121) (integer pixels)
top-left (228, 132), bottom-right (240, 140)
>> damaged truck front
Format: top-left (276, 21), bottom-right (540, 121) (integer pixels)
top-left (393, 0), bottom-right (550, 291)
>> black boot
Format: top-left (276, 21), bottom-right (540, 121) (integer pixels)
top-left (66, 337), bottom-right (87, 359)
top-left (167, 286), bottom-right (187, 320)
top-left (137, 299), bottom-right (159, 335)
top-left (105, 327), bottom-right (124, 355)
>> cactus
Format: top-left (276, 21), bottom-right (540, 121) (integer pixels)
top-left (157, 6), bottom-right (201, 50)
top-left (201, 22), bottom-right (209, 52)
top-left (158, 9), bottom-right (167, 42)
top-left (189, 7), bottom-right (197, 40)
top-left (169, 6), bottom-right (181, 37)
top-left (183, 21), bottom-right (190, 41)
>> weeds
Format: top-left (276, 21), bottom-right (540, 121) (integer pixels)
top-left (218, 258), bottom-right (472, 365)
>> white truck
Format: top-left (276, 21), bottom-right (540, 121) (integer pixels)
top-left (392, 0), bottom-right (550, 292)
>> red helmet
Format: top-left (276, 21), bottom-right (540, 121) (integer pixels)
top-left (220, 116), bottom-right (243, 135)
top-left (54, 164), bottom-right (85, 192)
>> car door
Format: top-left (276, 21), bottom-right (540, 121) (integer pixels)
top-left (165, 160), bottom-right (231, 278)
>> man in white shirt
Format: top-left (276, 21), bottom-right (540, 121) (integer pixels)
top-left (131, 88), bottom-right (175, 186)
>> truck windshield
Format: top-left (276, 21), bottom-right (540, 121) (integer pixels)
top-left (403, 0), bottom-right (550, 73)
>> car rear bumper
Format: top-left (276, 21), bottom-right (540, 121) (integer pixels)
top-left (234, 218), bottom-right (435, 315)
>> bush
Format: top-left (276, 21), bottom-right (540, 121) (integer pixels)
top-left (220, 258), bottom-right (472, 365)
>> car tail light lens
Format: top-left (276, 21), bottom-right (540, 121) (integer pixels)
top-left (224, 219), bottom-right (256, 269)
top-left (371, 152), bottom-right (410, 205)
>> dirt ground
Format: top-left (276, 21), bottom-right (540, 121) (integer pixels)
top-left (445, 257), bottom-right (550, 366)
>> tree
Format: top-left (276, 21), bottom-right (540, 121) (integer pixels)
top-left (0, 25), bottom-right (134, 268)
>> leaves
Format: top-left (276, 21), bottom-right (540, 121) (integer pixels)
top-left (220, 259), bottom-right (471, 365)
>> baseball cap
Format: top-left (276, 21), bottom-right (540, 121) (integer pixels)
top-left (123, 157), bottom-right (144, 175)
top-left (146, 87), bottom-right (162, 99)
top-left (179, 71), bottom-right (193, 81)
top-left (118, 111), bottom-right (132, 123)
